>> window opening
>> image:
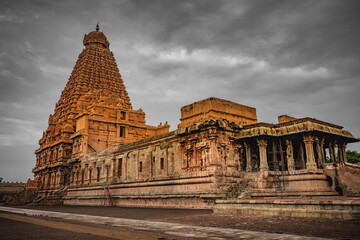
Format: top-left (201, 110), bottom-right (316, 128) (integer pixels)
top-left (160, 158), bottom-right (164, 169)
top-left (120, 126), bottom-right (125, 138)
top-left (120, 111), bottom-right (126, 120)
top-left (118, 158), bottom-right (122, 176)
top-left (97, 167), bottom-right (100, 182)
top-left (139, 161), bottom-right (143, 172)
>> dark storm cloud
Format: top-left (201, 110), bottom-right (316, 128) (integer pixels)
top-left (122, 0), bottom-right (360, 83)
top-left (0, 0), bottom-right (359, 182)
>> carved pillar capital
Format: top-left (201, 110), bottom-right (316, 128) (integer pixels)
top-left (303, 134), bottom-right (315, 144)
top-left (256, 138), bottom-right (268, 147)
top-left (329, 141), bottom-right (337, 148)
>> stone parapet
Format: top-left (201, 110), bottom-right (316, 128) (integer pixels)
top-left (179, 97), bottom-right (257, 128)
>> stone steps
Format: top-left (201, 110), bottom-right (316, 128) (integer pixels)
top-left (249, 190), bottom-right (338, 199)
top-left (214, 197), bottom-right (360, 219)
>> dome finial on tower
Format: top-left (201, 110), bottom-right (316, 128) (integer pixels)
top-left (83, 23), bottom-right (109, 49)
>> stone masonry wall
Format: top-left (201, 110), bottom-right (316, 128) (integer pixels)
top-left (65, 120), bottom-right (244, 208)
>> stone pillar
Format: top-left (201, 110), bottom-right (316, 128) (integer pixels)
top-left (73, 167), bottom-right (77, 185)
top-left (320, 138), bottom-right (325, 166)
top-left (88, 167), bottom-right (92, 183)
top-left (244, 142), bottom-right (252, 172)
top-left (342, 143), bottom-right (348, 163)
top-left (49, 171), bottom-right (53, 188)
top-left (46, 171), bottom-right (51, 189)
top-left (53, 171), bottom-right (57, 187)
top-left (303, 135), bottom-right (317, 170)
top-left (338, 143), bottom-right (347, 163)
top-left (81, 169), bottom-right (85, 185)
top-left (239, 145), bottom-right (245, 170)
top-left (42, 173), bottom-right (46, 189)
top-left (69, 170), bottom-right (74, 186)
top-left (299, 143), bottom-right (305, 169)
top-left (106, 164), bottom-right (110, 182)
top-left (257, 139), bottom-right (269, 171)
top-left (272, 140), bottom-right (279, 171)
top-left (285, 139), bottom-right (295, 171)
top-left (337, 143), bottom-right (342, 163)
top-left (315, 137), bottom-right (325, 168)
top-left (59, 169), bottom-right (65, 186)
top-left (329, 141), bottom-right (336, 164)
top-left (43, 172), bottom-right (48, 189)
top-left (84, 166), bottom-right (88, 182)
top-left (42, 174), bottom-right (46, 189)
top-left (209, 139), bottom-right (219, 165)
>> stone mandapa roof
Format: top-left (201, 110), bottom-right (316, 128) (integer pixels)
top-left (236, 117), bottom-right (358, 142)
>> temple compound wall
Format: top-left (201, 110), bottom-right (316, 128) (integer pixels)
top-left (64, 98), bottom-right (359, 208)
top-left (0, 182), bottom-right (26, 203)
top-left (32, 25), bottom-right (360, 209)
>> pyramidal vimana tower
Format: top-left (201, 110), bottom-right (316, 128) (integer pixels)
top-left (33, 25), bottom-right (169, 189)
top-left (31, 25), bottom-right (359, 212)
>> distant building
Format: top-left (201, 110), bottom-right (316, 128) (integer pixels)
top-left (0, 182), bottom-right (26, 202)
top-left (32, 25), bottom-right (359, 208)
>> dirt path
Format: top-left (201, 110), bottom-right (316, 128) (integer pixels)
top-left (0, 212), bottom-right (168, 240)
top-left (11, 205), bottom-right (360, 239)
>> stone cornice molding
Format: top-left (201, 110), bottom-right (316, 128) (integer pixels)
top-left (236, 118), bottom-right (357, 142)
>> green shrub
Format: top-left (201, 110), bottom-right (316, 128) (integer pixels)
top-left (346, 150), bottom-right (360, 164)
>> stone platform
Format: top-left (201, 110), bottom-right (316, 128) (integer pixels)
top-left (214, 197), bottom-right (360, 220)
top-left (63, 171), bottom-right (239, 209)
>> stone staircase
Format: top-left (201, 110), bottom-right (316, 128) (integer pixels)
top-left (214, 197), bottom-right (360, 219)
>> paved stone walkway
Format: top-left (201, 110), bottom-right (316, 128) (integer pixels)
top-left (0, 206), bottom-right (329, 239)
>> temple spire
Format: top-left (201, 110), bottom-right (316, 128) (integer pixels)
top-left (96, 22), bottom-right (99, 31)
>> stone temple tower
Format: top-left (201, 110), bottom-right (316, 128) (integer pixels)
top-left (32, 24), bottom-right (169, 191)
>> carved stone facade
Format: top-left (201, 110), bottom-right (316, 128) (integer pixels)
top-left (33, 25), bottom-right (359, 208)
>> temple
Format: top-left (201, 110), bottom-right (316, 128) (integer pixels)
top-left (32, 24), bottom-right (169, 191)
top-left (32, 25), bottom-right (360, 213)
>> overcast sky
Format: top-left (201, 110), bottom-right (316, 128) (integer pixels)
top-left (0, 0), bottom-right (359, 182)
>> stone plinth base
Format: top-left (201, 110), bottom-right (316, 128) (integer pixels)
top-left (64, 175), bottom-right (224, 209)
top-left (214, 197), bottom-right (360, 220)
top-left (250, 170), bottom-right (338, 198)
top-left (64, 193), bottom-right (218, 209)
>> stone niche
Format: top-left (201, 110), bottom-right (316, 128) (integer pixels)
top-left (178, 97), bottom-right (257, 128)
